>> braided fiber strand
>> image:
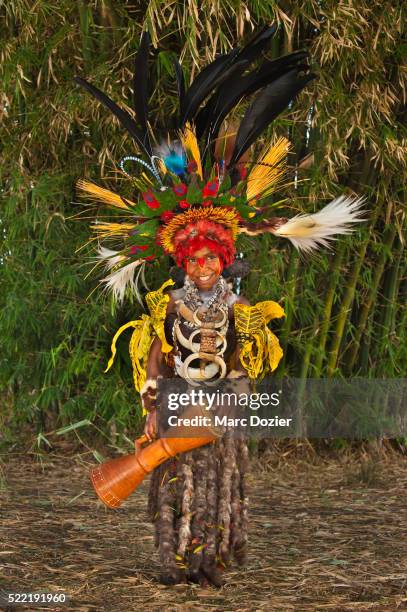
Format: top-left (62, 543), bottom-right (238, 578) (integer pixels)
top-left (176, 454), bottom-right (193, 559)
top-left (157, 460), bottom-right (178, 576)
top-left (202, 441), bottom-right (218, 575)
top-left (189, 446), bottom-right (209, 576)
top-left (218, 434), bottom-right (235, 565)
top-left (234, 438), bottom-right (249, 565)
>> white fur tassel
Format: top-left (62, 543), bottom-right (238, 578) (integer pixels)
top-left (273, 195), bottom-right (366, 252)
top-left (101, 259), bottom-right (143, 302)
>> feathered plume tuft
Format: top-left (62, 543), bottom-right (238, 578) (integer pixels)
top-left (77, 179), bottom-right (137, 210)
top-left (179, 122), bottom-right (203, 179)
top-left (91, 221), bottom-right (137, 240)
top-left (96, 247), bottom-right (127, 270)
top-left (272, 195), bottom-right (366, 252)
top-left (101, 259), bottom-right (144, 302)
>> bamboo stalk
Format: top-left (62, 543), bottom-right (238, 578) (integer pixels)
top-left (278, 248), bottom-right (300, 373)
top-left (390, 259), bottom-right (406, 338)
top-left (299, 319), bottom-right (319, 380)
top-left (374, 241), bottom-right (405, 376)
top-left (312, 244), bottom-right (345, 377)
top-left (381, 244), bottom-right (404, 337)
top-left (311, 152), bottom-right (375, 377)
top-left (345, 226), bottom-right (397, 374)
top-left (358, 320), bottom-right (372, 375)
top-left (326, 205), bottom-right (381, 377)
top-left (78, 0), bottom-right (94, 65)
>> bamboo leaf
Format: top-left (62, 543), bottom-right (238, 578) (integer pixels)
top-left (55, 420), bottom-right (92, 435)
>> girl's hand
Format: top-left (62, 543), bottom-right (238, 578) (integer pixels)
top-left (144, 409), bottom-right (157, 442)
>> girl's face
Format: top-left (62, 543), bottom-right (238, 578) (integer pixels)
top-left (185, 246), bottom-right (222, 291)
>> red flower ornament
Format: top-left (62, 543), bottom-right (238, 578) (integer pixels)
top-left (173, 183), bottom-right (188, 197)
top-left (130, 245), bottom-right (148, 255)
top-left (142, 190), bottom-right (160, 209)
top-left (179, 200), bottom-right (190, 210)
top-left (202, 179), bottom-right (219, 198)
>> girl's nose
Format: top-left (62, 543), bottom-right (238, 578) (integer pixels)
top-left (197, 257), bottom-right (206, 268)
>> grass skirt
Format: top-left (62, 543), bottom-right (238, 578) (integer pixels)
top-left (148, 435), bottom-right (249, 585)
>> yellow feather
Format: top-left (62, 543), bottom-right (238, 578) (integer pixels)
top-left (90, 221), bottom-right (136, 239)
top-left (77, 179), bottom-right (137, 210)
top-left (246, 137), bottom-right (291, 202)
top-left (180, 122), bottom-right (203, 179)
top-left (155, 157), bottom-right (167, 176)
top-left (141, 172), bottom-right (154, 186)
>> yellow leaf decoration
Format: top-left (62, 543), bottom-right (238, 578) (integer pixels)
top-left (145, 278), bottom-right (174, 353)
top-left (104, 280), bottom-right (175, 411)
top-left (129, 315), bottom-right (155, 392)
top-left (234, 300), bottom-right (285, 378)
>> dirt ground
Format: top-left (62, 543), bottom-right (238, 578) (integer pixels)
top-left (0, 448), bottom-right (406, 612)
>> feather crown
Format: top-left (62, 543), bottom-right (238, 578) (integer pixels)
top-left (75, 27), bottom-right (364, 301)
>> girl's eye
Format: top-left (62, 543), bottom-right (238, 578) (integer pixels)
top-left (189, 257), bottom-right (196, 264)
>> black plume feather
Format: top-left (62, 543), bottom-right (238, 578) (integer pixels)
top-left (181, 25), bottom-right (277, 127)
top-left (235, 24), bottom-right (277, 63)
top-left (74, 76), bottom-right (148, 154)
top-left (133, 30), bottom-right (152, 154)
top-left (229, 69), bottom-right (316, 167)
top-left (196, 51), bottom-right (309, 141)
top-left (180, 49), bottom-right (239, 126)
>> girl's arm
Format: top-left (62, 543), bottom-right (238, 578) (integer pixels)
top-left (142, 294), bottom-right (176, 440)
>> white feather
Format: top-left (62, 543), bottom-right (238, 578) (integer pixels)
top-left (96, 246), bottom-right (126, 270)
top-left (273, 195), bottom-right (366, 252)
top-left (101, 259), bottom-right (143, 302)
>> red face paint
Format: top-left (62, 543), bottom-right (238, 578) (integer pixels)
top-left (185, 247), bottom-right (223, 290)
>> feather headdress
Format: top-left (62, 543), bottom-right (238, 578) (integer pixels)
top-left (75, 27), bottom-right (365, 301)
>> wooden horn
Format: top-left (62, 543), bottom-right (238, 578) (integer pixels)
top-left (90, 406), bottom-right (220, 508)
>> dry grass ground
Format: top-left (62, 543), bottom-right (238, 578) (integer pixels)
top-left (0, 449), bottom-right (406, 611)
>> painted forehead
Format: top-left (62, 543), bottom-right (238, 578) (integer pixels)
top-left (188, 246), bottom-right (217, 257)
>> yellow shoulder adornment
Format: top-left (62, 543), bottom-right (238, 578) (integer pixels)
top-left (234, 300), bottom-right (285, 379)
top-left (145, 278), bottom-right (174, 353)
top-left (104, 279), bottom-right (174, 394)
top-left (104, 315), bottom-right (153, 393)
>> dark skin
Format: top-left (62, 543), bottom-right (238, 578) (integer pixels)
top-left (143, 247), bottom-right (249, 441)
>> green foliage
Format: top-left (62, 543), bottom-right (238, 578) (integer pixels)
top-left (0, 1), bottom-right (405, 446)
